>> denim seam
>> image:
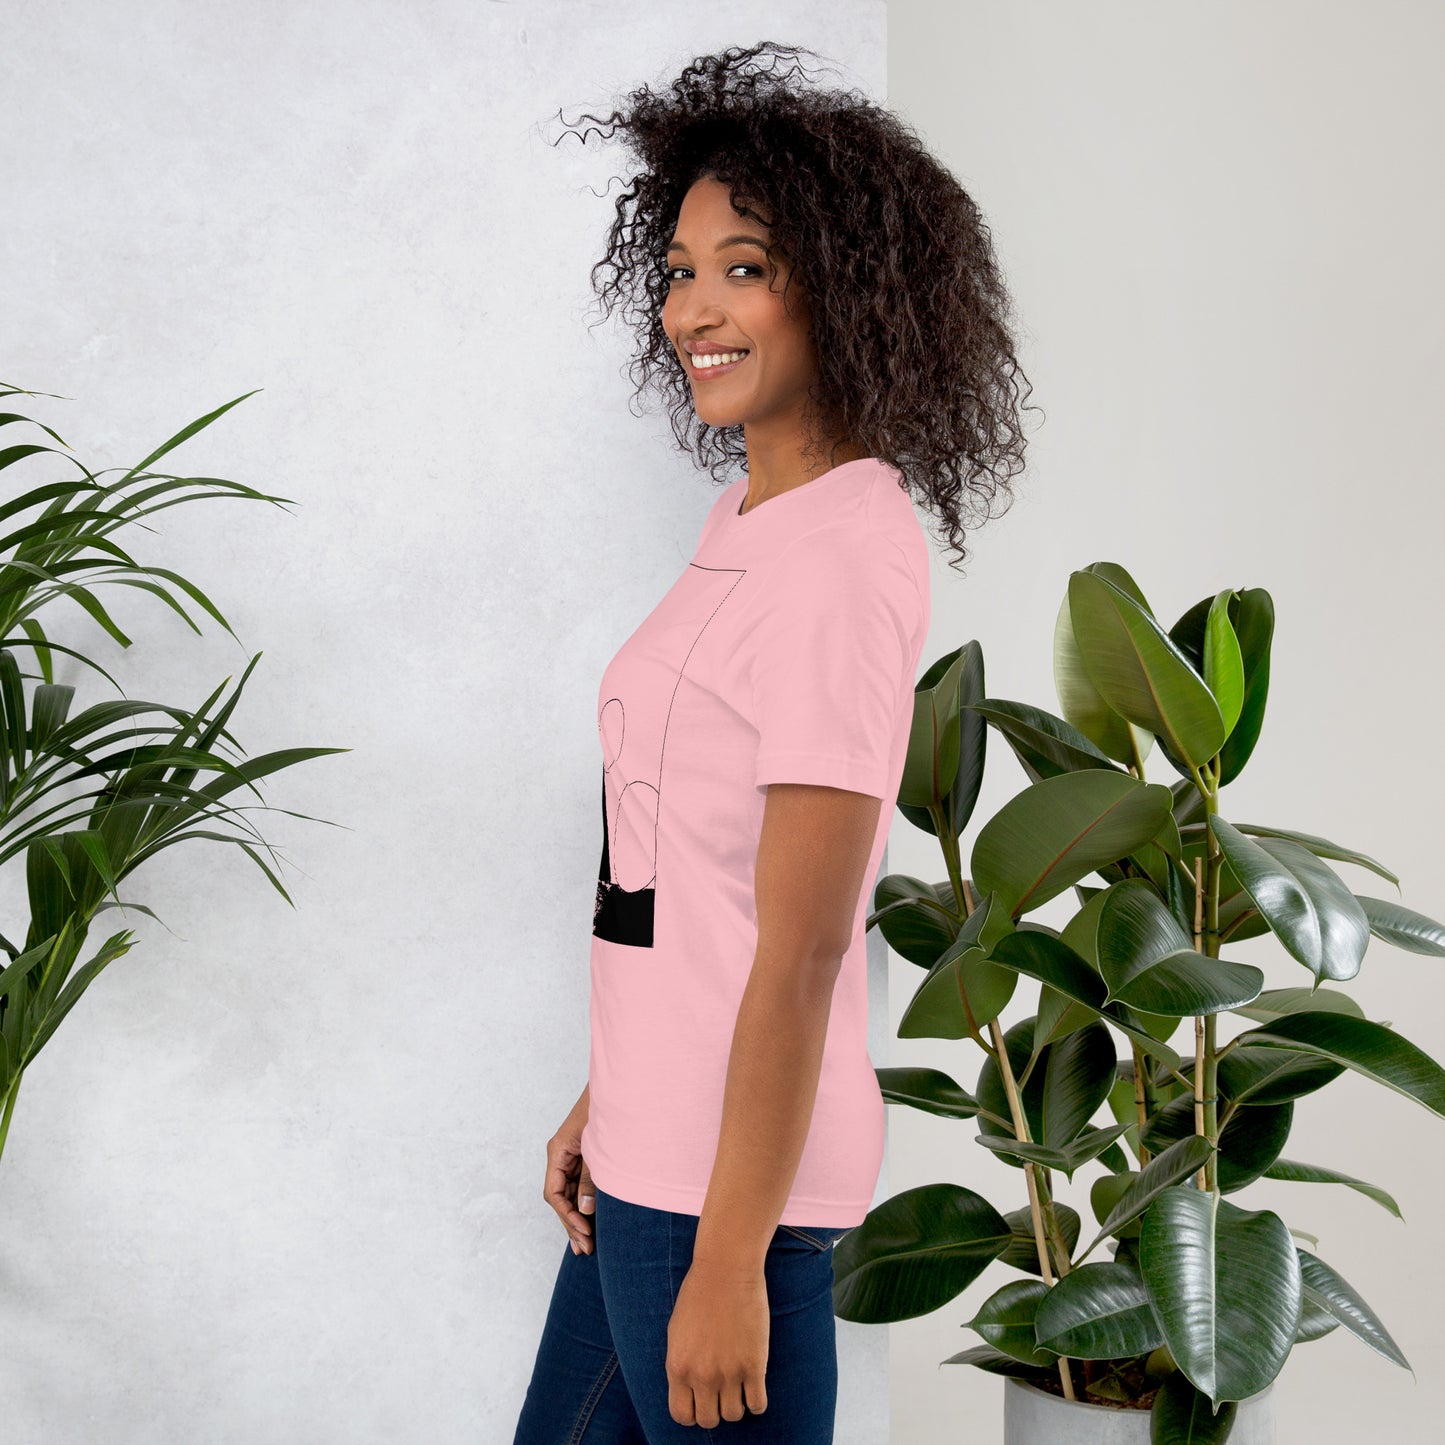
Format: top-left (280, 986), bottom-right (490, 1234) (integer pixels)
top-left (567, 1346), bottom-right (621, 1445)
top-left (778, 1223), bottom-right (835, 1250)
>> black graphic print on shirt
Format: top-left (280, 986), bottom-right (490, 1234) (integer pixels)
top-left (591, 563), bottom-right (746, 949)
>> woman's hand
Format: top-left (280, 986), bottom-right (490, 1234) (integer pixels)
top-left (666, 1259), bottom-right (770, 1427)
top-left (544, 1084), bottom-right (596, 1254)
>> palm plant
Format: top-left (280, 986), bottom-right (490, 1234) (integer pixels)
top-left (0, 382), bottom-right (345, 1167)
top-left (833, 561), bottom-right (1445, 1442)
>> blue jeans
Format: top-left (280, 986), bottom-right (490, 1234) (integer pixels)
top-left (512, 1185), bottom-right (851, 1443)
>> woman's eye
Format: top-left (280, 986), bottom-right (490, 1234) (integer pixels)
top-left (662, 263), bottom-right (760, 282)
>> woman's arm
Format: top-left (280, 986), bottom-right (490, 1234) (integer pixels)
top-left (690, 780), bottom-right (883, 1273)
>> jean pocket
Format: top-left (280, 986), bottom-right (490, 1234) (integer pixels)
top-left (776, 1223), bottom-right (849, 1251)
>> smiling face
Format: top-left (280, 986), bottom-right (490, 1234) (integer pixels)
top-left (661, 174), bottom-right (821, 437)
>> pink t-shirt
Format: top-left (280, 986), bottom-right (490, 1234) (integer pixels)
top-left (580, 456), bottom-right (931, 1226)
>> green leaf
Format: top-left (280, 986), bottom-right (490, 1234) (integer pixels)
top-left (986, 929), bottom-right (1185, 1074)
top-left (991, 930), bottom-right (1106, 1009)
top-left (1139, 1188), bottom-right (1300, 1407)
top-left (28, 681), bottom-right (75, 750)
top-left (1042, 1019), bottom-right (1117, 1149)
top-left (1207, 819), bottom-right (1369, 983)
top-left (53, 580), bottom-right (134, 647)
top-left (1355, 894), bottom-right (1445, 957)
top-left (1111, 950), bottom-right (1264, 1019)
top-left (0, 935), bottom-right (59, 1000)
top-left (1179, 820), bottom-right (1399, 888)
top-left (1149, 1368), bottom-right (1239, 1444)
top-left (1054, 579), bottom-right (1148, 765)
top-left (1091, 1171), bottom-right (1144, 1241)
top-left (976, 1017), bottom-right (1047, 1170)
top-left (22, 928), bottom-right (136, 1064)
top-left (17, 616), bottom-right (54, 683)
top-left (831, 1182), bottom-right (1013, 1324)
top-left (998, 1203), bottom-right (1081, 1276)
top-left (134, 563), bottom-right (234, 636)
top-left (1035, 982), bottom-right (1099, 1048)
top-left (1095, 879), bottom-right (1264, 1017)
top-left (1215, 590), bottom-right (1272, 786)
top-left (1167, 587), bottom-right (1274, 789)
top-left (73, 829), bottom-right (119, 905)
top-left (0, 477), bottom-right (100, 528)
top-left (1261, 1158), bottom-right (1402, 1220)
top-left (195, 745), bottom-right (348, 803)
top-left (967, 1278), bottom-right (1056, 1366)
top-left (1034, 1260), bottom-right (1164, 1359)
top-left (1079, 1135), bottom-right (1217, 1260)
top-left (875, 1066), bottom-right (983, 1121)
top-left (965, 697), bottom-right (1126, 782)
top-left (1230, 986), bottom-right (1363, 1023)
top-left (939, 1342), bottom-right (1052, 1377)
top-left (1092, 878), bottom-right (1190, 985)
top-left (1236, 1012), bottom-right (1445, 1120)
top-left (971, 770), bottom-right (1176, 920)
top-left (1063, 884), bottom-right (1184, 1046)
top-left (1067, 570), bottom-right (1226, 769)
top-left (111, 389), bottom-right (266, 485)
top-left (1141, 1096), bottom-right (1292, 1194)
top-left (1297, 1248), bottom-right (1410, 1370)
top-left (898, 642), bottom-right (986, 839)
top-left (872, 874), bottom-right (961, 968)
top-left (0, 648), bottom-right (25, 774)
top-left (1294, 1291), bottom-right (1341, 1344)
top-left (1112, 1235), bottom-right (1141, 1272)
top-left (898, 891), bottom-right (1018, 1038)
top-left (976, 1121), bottom-right (1134, 1180)
top-left (1202, 589), bottom-right (1245, 738)
top-left (1216, 1046), bottom-right (1343, 1105)
top-left (899, 645), bottom-right (966, 808)
top-left (234, 840), bottom-right (296, 905)
top-left (953, 950), bottom-right (1020, 1033)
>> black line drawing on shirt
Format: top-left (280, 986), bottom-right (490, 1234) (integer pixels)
top-left (592, 564), bottom-right (746, 948)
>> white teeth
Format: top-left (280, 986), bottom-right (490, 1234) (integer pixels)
top-left (693, 350), bottom-right (748, 368)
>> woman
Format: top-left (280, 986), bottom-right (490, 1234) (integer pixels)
top-left (514, 41), bottom-right (1031, 1444)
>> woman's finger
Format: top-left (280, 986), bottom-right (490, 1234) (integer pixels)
top-left (544, 1145), bottom-right (593, 1249)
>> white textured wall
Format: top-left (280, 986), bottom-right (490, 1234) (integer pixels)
top-left (887, 2), bottom-right (1445, 1442)
top-left (0, 4), bottom-right (891, 1442)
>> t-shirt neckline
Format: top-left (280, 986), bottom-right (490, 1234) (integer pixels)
top-left (731, 456), bottom-right (880, 518)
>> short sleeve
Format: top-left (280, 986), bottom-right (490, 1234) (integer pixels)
top-left (746, 528), bottom-right (923, 799)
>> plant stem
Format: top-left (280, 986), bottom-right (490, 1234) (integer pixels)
top-left (1202, 1013), bottom-right (1219, 1192)
top-left (0, 1071), bottom-right (19, 1169)
top-left (1193, 1010), bottom-right (1207, 1189)
top-left (987, 1014), bottom-right (1077, 1402)
top-left (948, 830), bottom-right (1074, 1395)
top-left (1190, 848), bottom-right (1210, 1190)
top-left (1213, 1034), bottom-right (1243, 1061)
top-left (1131, 1041), bottom-right (1151, 1166)
top-left (1154, 1060), bottom-right (1198, 1093)
top-left (942, 848), bottom-right (996, 1058)
top-left (934, 805), bottom-right (967, 924)
top-left (1191, 765), bottom-right (1225, 1195)
top-left (1041, 1194), bottom-right (1075, 1280)
top-left (1127, 725), bottom-right (1147, 779)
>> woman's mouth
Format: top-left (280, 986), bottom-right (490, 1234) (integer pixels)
top-left (688, 349), bottom-right (749, 379)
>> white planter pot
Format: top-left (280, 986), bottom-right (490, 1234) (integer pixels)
top-left (1003, 1375), bottom-right (1275, 1444)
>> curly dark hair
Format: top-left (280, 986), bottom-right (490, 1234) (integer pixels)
top-left (552, 40), bottom-right (1038, 572)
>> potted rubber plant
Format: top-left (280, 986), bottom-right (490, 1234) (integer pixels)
top-left (0, 382), bottom-right (345, 1168)
top-left (832, 561), bottom-right (1445, 1444)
